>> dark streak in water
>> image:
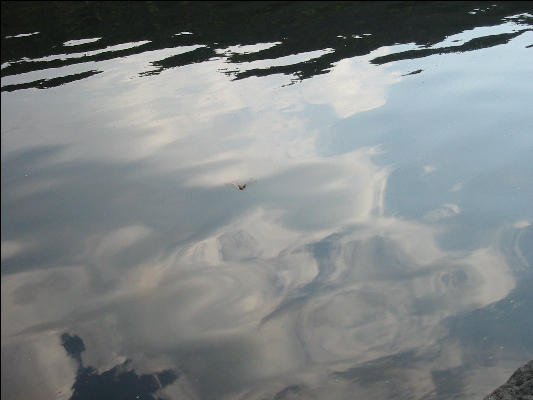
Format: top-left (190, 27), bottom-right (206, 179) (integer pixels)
top-left (402, 69), bottom-right (423, 76)
top-left (371, 30), bottom-right (529, 65)
top-left (1, 70), bottom-right (102, 92)
top-left (140, 46), bottom-right (218, 76)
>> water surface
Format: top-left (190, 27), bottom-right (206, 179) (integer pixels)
top-left (2, 2), bottom-right (533, 399)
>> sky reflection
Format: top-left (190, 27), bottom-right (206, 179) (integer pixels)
top-left (2, 11), bottom-right (533, 400)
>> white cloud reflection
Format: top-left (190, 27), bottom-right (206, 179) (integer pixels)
top-left (423, 203), bottom-right (460, 222)
top-left (91, 225), bottom-right (153, 259)
top-left (1, 240), bottom-right (28, 260)
top-left (63, 37), bottom-right (102, 47)
top-left (423, 165), bottom-right (436, 174)
top-left (217, 42), bottom-right (281, 55)
top-left (514, 220), bottom-right (531, 229)
top-left (301, 48), bottom-right (402, 118)
top-left (1, 43), bottom-right (402, 173)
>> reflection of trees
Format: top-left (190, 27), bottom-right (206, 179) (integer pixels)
top-left (371, 30), bottom-right (528, 65)
top-left (61, 333), bottom-right (178, 400)
top-left (0, 70), bottom-right (102, 92)
top-left (2, 2), bottom-right (532, 91)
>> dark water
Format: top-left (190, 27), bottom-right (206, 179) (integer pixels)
top-left (2, 2), bottom-right (533, 399)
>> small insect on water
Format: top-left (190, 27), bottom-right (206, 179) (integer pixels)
top-left (227, 178), bottom-right (257, 191)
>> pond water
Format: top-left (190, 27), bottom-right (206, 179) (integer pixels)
top-left (1, 3), bottom-right (533, 399)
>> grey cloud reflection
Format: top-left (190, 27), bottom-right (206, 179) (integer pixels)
top-left (1, 34), bottom-right (525, 399)
top-left (1, 332), bottom-right (77, 400)
top-left (1, 39), bottom-right (402, 173)
top-left (300, 47), bottom-right (401, 119)
top-left (1, 240), bottom-right (28, 260)
top-left (3, 144), bottom-right (518, 399)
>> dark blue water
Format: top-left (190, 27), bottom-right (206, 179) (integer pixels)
top-left (2, 3), bottom-right (533, 399)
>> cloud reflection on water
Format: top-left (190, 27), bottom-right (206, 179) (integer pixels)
top-left (1, 20), bottom-right (531, 400)
top-left (1, 143), bottom-right (518, 398)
